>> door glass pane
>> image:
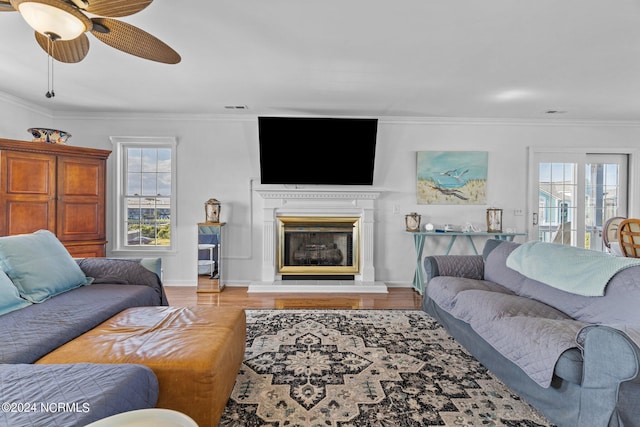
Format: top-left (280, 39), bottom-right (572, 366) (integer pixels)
top-left (533, 152), bottom-right (627, 251)
top-left (538, 162), bottom-right (576, 245)
top-left (585, 157), bottom-right (626, 251)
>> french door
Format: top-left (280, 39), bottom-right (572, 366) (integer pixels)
top-left (529, 151), bottom-right (628, 251)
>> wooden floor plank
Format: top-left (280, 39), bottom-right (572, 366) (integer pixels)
top-left (164, 286), bottom-right (423, 310)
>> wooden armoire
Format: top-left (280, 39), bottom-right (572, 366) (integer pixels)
top-left (0, 138), bottom-right (111, 257)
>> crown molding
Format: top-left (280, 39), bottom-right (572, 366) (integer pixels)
top-left (51, 111), bottom-right (640, 127)
top-left (0, 91), bottom-right (52, 118)
top-left (50, 111), bottom-right (254, 122)
top-left (4, 88), bottom-right (640, 127)
top-left (378, 115), bottom-right (640, 127)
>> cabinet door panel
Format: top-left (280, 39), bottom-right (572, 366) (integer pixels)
top-left (57, 156), bottom-right (105, 242)
top-left (4, 201), bottom-right (52, 234)
top-left (0, 151), bottom-right (56, 236)
top-left (61, 161), bottom-right (101, 196)
top-left (59, 203), bottom-right (100, 235)
top-left (6, 156), bottom-right (54, 194)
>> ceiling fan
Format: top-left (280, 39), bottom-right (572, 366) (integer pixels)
top-left (0, 0), bottom-right (180, 64)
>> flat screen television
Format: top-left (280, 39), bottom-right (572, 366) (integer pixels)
top-left (258, 116), bottom-right (378, 185)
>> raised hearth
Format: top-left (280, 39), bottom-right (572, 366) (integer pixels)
top-left (248, 279), bottom-right (387, 293)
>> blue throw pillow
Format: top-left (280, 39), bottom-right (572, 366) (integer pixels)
top-left (0, 269), bottom-right (31, 315)
top-left (140, 257), bottom-right (162, 278)
top-left (0, 230), bottom-right (92, 303)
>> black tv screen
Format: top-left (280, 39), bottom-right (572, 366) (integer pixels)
top-left (258, 116), bottom-right (378, 185)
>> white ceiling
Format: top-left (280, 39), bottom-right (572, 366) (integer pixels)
top-left (2, 0), bottom-right (640, 121)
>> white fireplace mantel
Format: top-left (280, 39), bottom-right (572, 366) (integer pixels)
top-left (250, 185), bottom-right (386, 293)
top-left (256, 187), bottom-right (382, 200)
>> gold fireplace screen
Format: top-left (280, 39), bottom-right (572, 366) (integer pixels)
top-left (276, 216), bottom-right (361, 276)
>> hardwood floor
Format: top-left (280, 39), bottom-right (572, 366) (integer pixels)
top-left (164, 285), bottom-right (423, 310)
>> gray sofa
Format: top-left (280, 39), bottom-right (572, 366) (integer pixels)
top-left (422, 239), bottom-right (640, 427)
top-left (0, 254), bottom-right (167, 426)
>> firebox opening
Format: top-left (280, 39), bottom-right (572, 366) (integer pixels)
top-left (277, 216), bottom-right (361, 277)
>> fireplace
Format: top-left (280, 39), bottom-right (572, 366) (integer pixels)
top-left (251, 186), bottom-right (385, 292)
top-left (277, 216), bottom-right (360, 277)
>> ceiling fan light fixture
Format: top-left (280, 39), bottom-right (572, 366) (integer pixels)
top-left (12, 0), bottom-right (91, 40)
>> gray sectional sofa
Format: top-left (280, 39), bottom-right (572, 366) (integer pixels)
top-left (422, 238), bottom-right (640, 427)
top-left (0, 230), bottom-right (167, 426)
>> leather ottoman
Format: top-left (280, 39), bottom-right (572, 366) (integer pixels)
top-left (37, 306), bottom-right (246, 427)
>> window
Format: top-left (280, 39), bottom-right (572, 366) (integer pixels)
top-left (529, 150), bottom-right (628, 251)
top-left (112, 137), bottom-right (177, 251)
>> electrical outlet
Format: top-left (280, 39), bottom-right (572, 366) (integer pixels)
top-left (393, 205), bottom-right (400, 215)
top-left (514, 209), bottom-right (524, 216)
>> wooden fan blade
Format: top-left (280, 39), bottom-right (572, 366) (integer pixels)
top-left (0, 0), bottom-right (15, 11)
top-left (35, 32), bottom-right (89, 63)
top-left (90, 18), bottom-right (180, 64)
top-left (84, 0), bottom-right (152, 18)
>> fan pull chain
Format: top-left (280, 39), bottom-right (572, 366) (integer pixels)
top-left (45, 37), bottom-right (55, 99)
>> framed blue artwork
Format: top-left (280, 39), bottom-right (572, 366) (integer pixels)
top-left (417, 151), bottom-right (488, 205)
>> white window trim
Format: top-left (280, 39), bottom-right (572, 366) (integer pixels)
top-left (111, 136), bottom-right (178, 254)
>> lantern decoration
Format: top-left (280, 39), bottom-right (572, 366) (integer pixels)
top-left (205, 198), bottom-right (221, 223)
top-left (405, 212), bottom-right (421, 232)
top-left (486, 208), bottom-right (503, 233)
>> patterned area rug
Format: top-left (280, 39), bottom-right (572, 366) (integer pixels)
top-left (219, 310), bottom-right (554, 427)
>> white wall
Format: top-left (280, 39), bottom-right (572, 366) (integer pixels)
top-left (3, 97), bottom-right (640, 287)
top-left (0, 94), bottom-right (53, 140)
top-left (374, 120), bottom-right (640, 283)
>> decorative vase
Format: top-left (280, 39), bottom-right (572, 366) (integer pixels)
top-left (205, 198), bottom-right (221, 223)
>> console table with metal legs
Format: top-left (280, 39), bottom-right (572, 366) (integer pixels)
top-left (409, 231), bottom-right (527, 294)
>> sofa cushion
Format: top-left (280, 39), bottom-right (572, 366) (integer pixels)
top-left (520, 266), bottom-right (640, 325)
top-left (484, 240), bottom-right (640, 325)
top-left (427, 276), bottom-right (513, 312)
top-left (76, 257), bottom-right (168, 305)
top-left (506, 240), bottom-right (640, 296)
top-left (452, 288), bottom-right (570, 321)
top-left (483, 240), bottom-right (528, 294)
top-left (0, 230), bottom-right (91, 303)
top-left (449, 289), bottom-right (585, 387)
top-left (0, 270), bottom-right (31, 316)
top-left (0, 363), bottom-right (158, 426)
top-left (0, 284), bottom-right (160, 364)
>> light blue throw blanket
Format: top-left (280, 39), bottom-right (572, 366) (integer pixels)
top-left (506, 241), bottom-right (640, 296)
